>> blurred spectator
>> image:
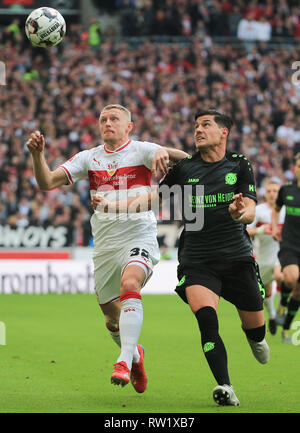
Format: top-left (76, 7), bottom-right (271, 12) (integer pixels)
top-left (237, 11), bottom-right (259, 41)
top-left (88, 18), bottom-right (102, 48)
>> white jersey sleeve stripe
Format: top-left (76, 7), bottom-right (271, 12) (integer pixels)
top-left (59, 165), bottom-right (74, 184)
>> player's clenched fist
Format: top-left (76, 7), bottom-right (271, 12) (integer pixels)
top-left (26, 131), bottom-right (45, 154)
top-left (92, 194), bottom-right (109, 211)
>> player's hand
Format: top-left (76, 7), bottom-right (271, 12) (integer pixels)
top-left (26, 131), bottom-right (45, 155)
top-left (152, 148), bottom-right (170, 177)
top-left (263, 224), bottom-right (272, 235)
top-left (91, 194), bottom-right (109, 211)
top-left (228, 193), bottom-right (246, 220)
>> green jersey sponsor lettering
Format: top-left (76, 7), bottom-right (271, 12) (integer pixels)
top-left (188, 178), bottom-right (199, 183)
top-left (249, 184), bottom-right (256, 192)
top-left (189, 192), bottom-right (234, 208)
top-left (286, 206), bottom-right (300, 216)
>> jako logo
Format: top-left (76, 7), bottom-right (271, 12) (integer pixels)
top-left (0, 322), bottom-right (6, 345)
top-left (124, 308), bottom-right (136, 313)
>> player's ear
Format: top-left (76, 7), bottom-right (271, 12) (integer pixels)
top-left (127, 121), bottom-right (134, 134)
top-left (222, 127), bottom-right (229, 137)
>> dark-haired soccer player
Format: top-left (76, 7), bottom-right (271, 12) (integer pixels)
top-left (93, 109), bottom-right (270, 407)
top-left (272, 152), bottom-right (300, 343)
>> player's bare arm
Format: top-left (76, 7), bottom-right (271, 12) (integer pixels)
top-left (92, 189), bottom-right (159, 213)
top-left (152, 147), bottom-right (188, 177)
top-left (247, 224), bottom-right (272, 237)
top-left (271, 205), bottom-right (282, 241)
top-left (26, 130), bottom-right (68, 191)
top-left (228, 193), bottom-right (256, 224)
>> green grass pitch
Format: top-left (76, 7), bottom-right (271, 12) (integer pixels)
top-left (0, 293), bottom-right (299, 413)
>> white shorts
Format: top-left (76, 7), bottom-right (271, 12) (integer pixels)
top-left (93, 240), bottom-right (160, 305)
top-left (259, 261), bottom-right (280, 286)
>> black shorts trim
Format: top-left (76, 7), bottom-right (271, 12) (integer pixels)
top-left (176, 260), bottom-right (264, 312)
top-left (278, 247), bottom-right (300, 269)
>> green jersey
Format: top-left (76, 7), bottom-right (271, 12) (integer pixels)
top-left (276, 182), bottom-right (300, 252)
top-left (159, 151), bottom-right (257, 264)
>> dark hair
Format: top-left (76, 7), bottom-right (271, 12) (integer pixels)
top-left (194, 109), bottom-right (234, 133)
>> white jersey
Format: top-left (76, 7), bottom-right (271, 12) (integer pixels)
top-left (248, 202), bottom-right (285, 266)
top-left (60, 139), bottom-right (161, 255)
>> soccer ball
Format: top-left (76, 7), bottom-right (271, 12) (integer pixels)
top-left (25, 7), bottom-right (66, 48)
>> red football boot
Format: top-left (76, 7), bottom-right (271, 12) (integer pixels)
top-left (111, 361), bottom-right (130, 387)
top-left (130, 345), bottom-right (147, 393)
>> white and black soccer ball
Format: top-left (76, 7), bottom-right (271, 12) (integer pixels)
top-left (25, 7), bottom-right (66, 48)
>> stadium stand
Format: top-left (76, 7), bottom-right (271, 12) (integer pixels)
top-left (1, 0), bottom-right (300, 247)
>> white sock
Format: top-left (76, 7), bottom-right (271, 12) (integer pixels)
top-left (106, 323), bottom-right (140, 363)
top-left (264, 293), bottom-right (276, 319)
top-left (117, 293), bottom-right (143, 370)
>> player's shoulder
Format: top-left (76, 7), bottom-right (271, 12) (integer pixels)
top-left (171, 154), bottom-right (193, 170)
top-left (280, 181), bottom-right (296, 192)
top-left (131, 139), bottom-right (160, 148)
top-left (226, 150), bottom-right (250, 164)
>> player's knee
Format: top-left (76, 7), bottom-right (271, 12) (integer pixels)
top-left (195, 306), bottom-right (219, 335)
top-left (120, 277), bottom-right (141, 295)
top-left (284, 276), bottom-right (297, 289)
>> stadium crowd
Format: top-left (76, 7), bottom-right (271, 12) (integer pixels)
top-left (1, 11), bottom-right (300, 246)
top-left (103, 0), bottom-right (300, 40)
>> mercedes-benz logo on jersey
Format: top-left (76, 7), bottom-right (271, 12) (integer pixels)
top-left (225, 172), bottom-right (237, 185)
top-left (107, 161), bottom-right (118, 177)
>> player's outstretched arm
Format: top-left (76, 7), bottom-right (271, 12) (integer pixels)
top-left (92, 189), bottom-right (160, 213)
top-left (152, 147), bottom-right (188, 177)
top-left (165, 147), bottom-right (189, 162)
top-left (26, 131), bottom-right (68, 191)
top-left (228, 193), bottom-right (256, 224)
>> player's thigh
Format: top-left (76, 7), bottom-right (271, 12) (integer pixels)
top-left (120, 264), bottom-right (146, 294)
top-left (176, 263), bottom-right (221, 310)
top-left (185, 285), bottom-right (219, 314)
top-left (120, 241), bottom-right (159, 293)
top-left (222, 261), bottom-right (264, 312)
top-left (94, 252), bottom-right (122, 305)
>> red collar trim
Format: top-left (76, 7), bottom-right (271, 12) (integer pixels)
top-left (104, 139), bottom-right (131, 154)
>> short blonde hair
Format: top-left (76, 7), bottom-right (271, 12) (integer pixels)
top-left (265, 177), bottom-right (281, 187)
top-left (295, 152), bottom-right (300, 163)
top-left (100, 104), bottom-right (132, 122)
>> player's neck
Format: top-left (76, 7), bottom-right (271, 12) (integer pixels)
top-left (198, 146), bottom-right (225, 162)
top-left (104, 138), bottom-right (130, 152)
